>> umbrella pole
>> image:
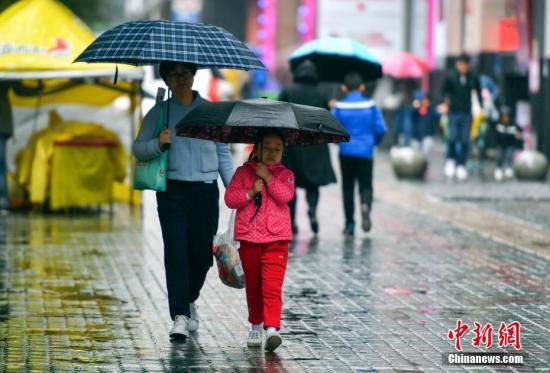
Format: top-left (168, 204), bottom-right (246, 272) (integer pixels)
top-left (255, 137), bottom-right (263, 207)
top-left (163, 89), bottom-right (171, 151)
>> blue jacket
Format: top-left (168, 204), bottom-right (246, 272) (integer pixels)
top-left (132, 92), bottom-right (234, 185)
top-left (331, 91), bottom-right (386, 159)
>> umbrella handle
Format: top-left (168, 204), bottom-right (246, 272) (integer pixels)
top-left (248, 192), bottom-right (262, 222)
top-left (162, 87), bottom-right (171, 152)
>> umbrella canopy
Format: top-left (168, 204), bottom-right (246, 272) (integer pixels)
top-left (381, 52), bottom-right (428, 79)
top-left (288, 36), bottom-right (382, 82)
top-left (176, 98), bottom-right (349, 145)
top-left (75, 20), bottom-right (265, 71)
top-left (480, 74), bottom-right (499, 100)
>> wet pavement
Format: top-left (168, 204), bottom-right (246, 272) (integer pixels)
top-left (0, 150), bottom-right (549, 372)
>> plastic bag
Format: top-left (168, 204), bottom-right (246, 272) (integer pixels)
top-left (212, 210), bottom-right (245, 289)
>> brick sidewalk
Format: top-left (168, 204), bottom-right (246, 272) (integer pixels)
top-left (0, 156), bottom-right (549, 371)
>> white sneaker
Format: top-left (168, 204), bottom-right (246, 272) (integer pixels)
top-left (188, 302), bottom-right (199, 332)
top-left (169, 315), bottom-right (189, 339)
top-left (444, 159), bottom-right (456, 178)
top-left (494, 168), bottom-right (504, 181)
top-left (504, 168), bottom-right (514, 179)
top-left (456, 166), bottom-right (468, 181)
top-left (247, 328), bottom-right (262, 348)
top-left (264, 329), bottom-right (282, 352)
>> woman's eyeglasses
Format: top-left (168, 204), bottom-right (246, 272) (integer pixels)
top-left (168, 71), bottom-right (193, 80)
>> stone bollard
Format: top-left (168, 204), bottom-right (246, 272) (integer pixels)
top-left (390, 147), bottom-right (427, 179)
top-left (513, 150), bottom-right (548, 181)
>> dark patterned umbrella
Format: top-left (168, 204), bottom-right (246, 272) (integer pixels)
top-left (175, 98), bottom-right (349, 145)
top-left (75, 20), bottom-right (265, 70)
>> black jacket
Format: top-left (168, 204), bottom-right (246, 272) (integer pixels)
top-left (0, 81), bottom-right (43, 137)
top-left (0, 82), bottom-right (14, 137)
top-left (279, 61), bottom-right (336, 187)
top-left (442, 71), bottom-right (481, 114)
top-left (495, 122), bottom-right (521, 148)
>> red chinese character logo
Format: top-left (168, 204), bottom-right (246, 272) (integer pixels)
top-left (448, 319), bottom-right (470, 351)
top-left (498, 321), bottom-right (522, 350)
top-left (472, 322), bottom-right (493, 348)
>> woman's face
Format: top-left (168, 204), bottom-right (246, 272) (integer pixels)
top-left (167, 64), bottom-right (194, 93)
top-left (256, 134), bottom-right (283, 165)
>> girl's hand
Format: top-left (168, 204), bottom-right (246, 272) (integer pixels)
top-left (158, 129), bottom-right (171, 148)
top-left (255, 163), bottom-right (272, 183)
top-left (248, 179), bottom-right (264, 198)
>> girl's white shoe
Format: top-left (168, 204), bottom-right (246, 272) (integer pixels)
top-left (265, 328), bottom-right (282, 352)
top-left (247, 328), bottom-right (262, 347)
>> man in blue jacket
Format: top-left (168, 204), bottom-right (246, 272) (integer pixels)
top-left (332, 72), bottom-right (386, 236)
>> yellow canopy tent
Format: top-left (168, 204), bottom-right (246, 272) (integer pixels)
top-left (0, 0), bottom-right (144, 206)
top-left (0, 0), bottom-right (143, 105)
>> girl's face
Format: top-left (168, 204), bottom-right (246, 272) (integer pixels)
top-left (256, 134), bottom-right (283, 165)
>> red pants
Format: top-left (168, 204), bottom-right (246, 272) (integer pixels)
top-left (239, 240), bottom-right (289, 330)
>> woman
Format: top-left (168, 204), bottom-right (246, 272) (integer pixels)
top-left (132, 61), bottom-right (234, 339)
top-left (278, 60), bottom-right (336, 235)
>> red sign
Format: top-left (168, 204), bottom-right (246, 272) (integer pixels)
top-left (499, 17), bottom-right (519, 51)
top-left (448, 321), bottom-right (522, 351)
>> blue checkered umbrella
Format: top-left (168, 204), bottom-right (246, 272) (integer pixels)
top-left (75, 20), bottom-right (265, 70)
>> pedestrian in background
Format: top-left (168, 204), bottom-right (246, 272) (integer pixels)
top-left (440, 53), bottom-right (481, 181)
top-left (391, 79), bottom-right (415, 147)
top-left (133, 61), bottom-right (234, 339)
top-left (278, 59), bottom-right (336, 235)
top-left (412, 91), bottom-right (439, 158)
top-left (493, 106), bottom-right (522, 181)
top-left (331, 72), bottom-right (386, 236)
top-left (0, 81), bottom-right (43, 211)
top-left (224, 130), bottom-right (295, 352)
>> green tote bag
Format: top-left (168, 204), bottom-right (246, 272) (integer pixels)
top-left (133, 105), bottom-right (168, 191)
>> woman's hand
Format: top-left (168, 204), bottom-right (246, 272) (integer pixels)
top-left (255, 163), bottom-right (272, 183)
top-left (158, 129), bottom-right (171, 148)
top-left (247, 179), bottom-right (264, 198)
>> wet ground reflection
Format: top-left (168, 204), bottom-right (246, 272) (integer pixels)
top-left (0, 198), bottom-right (549, 370)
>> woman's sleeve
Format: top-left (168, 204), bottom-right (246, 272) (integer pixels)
top-left (132, 105), bottom-right (163, 161)
top-left (224, 167), bottom-right (252, 209)
top-left (216, 142), bottom-right (235, 186)
top-left (265, 168), bottom-right (295, 204)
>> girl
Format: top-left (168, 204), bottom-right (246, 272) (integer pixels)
top-left (224, 130), bottom-right (295, 352)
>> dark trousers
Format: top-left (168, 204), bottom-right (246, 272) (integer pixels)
top-left (447, 113), bottom-right (472, 166)
top-left (0, 135), bottom-right (8, 209)
top-left (288, 186), bottom-right (320, 225)
top-left (497, 145), bottom-right (514, 168)
top-left (392, 107), bottom-right (413, 146)
top-left (156, 180), bottom-right (219, 320)
top-left (339, 156), bottom-right (373, 226)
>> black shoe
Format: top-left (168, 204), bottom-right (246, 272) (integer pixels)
top-left (310, 219), bottom-right (319, 234)
top-left (342, 223), bottom-right (354, 237)
top-left (361, 205), bottom-right (371, 232)
top-left (308, 213), bottom-right (319, 234)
